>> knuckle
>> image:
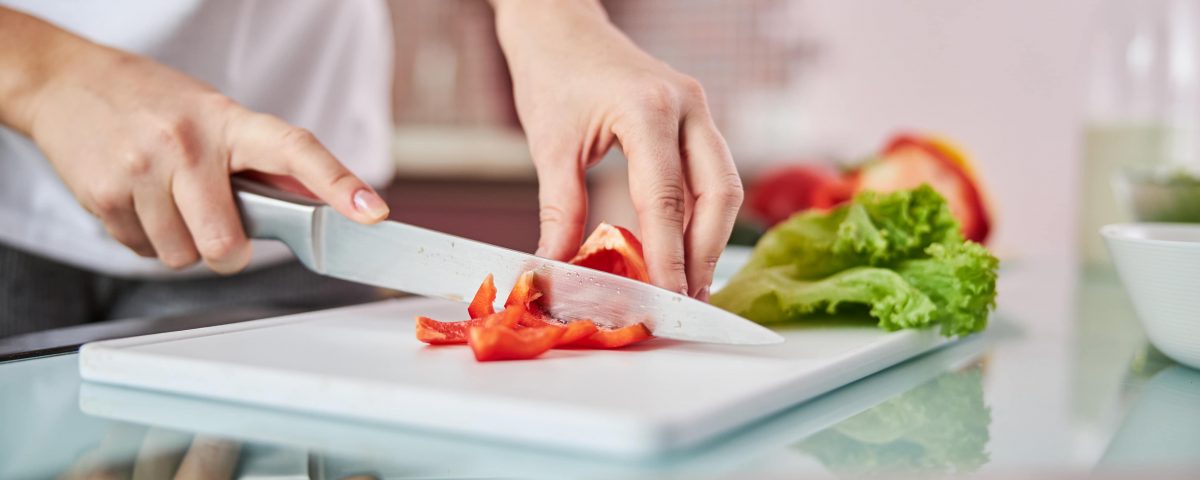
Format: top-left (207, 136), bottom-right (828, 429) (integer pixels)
top-left (631, 80), bottom-right (678, 118)
top-left (89, 188), bottom-right (127, 217)
top-left (280, 127), bottom-right (319, 151)
top-left (714, 171), bottom-right (745, 207)
top-left (700, 254), bottom-right (722, 271)
top-left (323, 169), bottom-right (354, 191)
top-left (148, 116), bottom-right (201, 168)
top-left (678, 76), bottom-right (707, 103)
top-left (640, 183), bottom-right (688, 222)
top-left (160, 248), bottom-right (199, 270)
top-left (198, 92), bottom-right (237, 115)
top-left (122, 152), bottom-right (153, 177)
top-left (664, 255), bottom-right (688, 275)
top-left (196, 233), bottom-right (242, 261)
top-left (538, 204), bottom-right (582, 227)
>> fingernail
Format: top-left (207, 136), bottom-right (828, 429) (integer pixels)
top-left (353, 189), bottom-right (389, 220)
top-left (696, 286), bottom-right (710, 302)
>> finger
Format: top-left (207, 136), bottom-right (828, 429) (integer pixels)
top-left (619, 117), bottom-right (689, 294)
top-left (532, 148), bottom-right (588, 260)
top-left (133, 183), bottom-right (199, 270)
top-left (94, 196), bottom-right (156, 258)
top-left (680, 110), bottom-right (743, 298)
top-left (132, 428), bottom-right (191, 480)
top-left (174, 436), bottom-right (241, 480)
top-left (226, 111), bottom-right (388, 224)
top-left (172, 168), bottom-right (251, 275)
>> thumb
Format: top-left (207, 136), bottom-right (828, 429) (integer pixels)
top-left (227, 111), bottom-right (388, 224)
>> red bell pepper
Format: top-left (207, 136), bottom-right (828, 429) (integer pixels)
top-left (568, 223), bottom-right (651, 283)
top-left (415, 223), bottom-right (657, 360)
top-left (569, 323), bottom-right (653, 349)
top-left (467, 273), bottom-right (496, 318)
top-left (468, 323), bottom-right (564, 361)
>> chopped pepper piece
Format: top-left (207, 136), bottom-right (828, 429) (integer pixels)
top-left (568, 223), bottom-right (651, 283)
top-left (467, 274), bottom-right (496, 318)
top-left (414, 223), bottom-right (657, 359)
top-left (569, 323), bottom-right (653, 349)
top-left (468, 324), bottom-right (564, 361)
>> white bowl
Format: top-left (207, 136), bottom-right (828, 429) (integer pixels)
top-left (1102, 223), bottom-right (1200, 369)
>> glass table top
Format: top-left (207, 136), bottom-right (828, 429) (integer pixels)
top-left (2, 257), bottom-right (1198, 479)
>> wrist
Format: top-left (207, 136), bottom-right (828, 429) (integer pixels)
top-left (0, 8), bottom-right (95, 135)
top-left (490, 0), bottom-right (609, 61)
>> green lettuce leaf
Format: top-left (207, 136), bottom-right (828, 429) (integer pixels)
top-left (711, 186), bottom-right (997, 336)
top-left (895, 242), bottom-right (998, 336)
top-left (711, 265), bottom-right (939, 330)
top-left (741, 185), bottom-right (962, 279)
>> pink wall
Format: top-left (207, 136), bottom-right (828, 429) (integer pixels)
top-left (728, 1), bottom-right (1098, 258)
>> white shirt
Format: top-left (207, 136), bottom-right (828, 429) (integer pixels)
top-left (0, 0), bottom-right (394, 278)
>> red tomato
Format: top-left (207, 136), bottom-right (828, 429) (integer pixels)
top-left (568, 223), bottom-right (650, 283)
top-left (854, 135), bottom-right (992, 243)
top-left (747, 164), bottom-right (854, 226)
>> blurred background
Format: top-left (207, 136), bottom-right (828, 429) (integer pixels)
top-left (383, 0), bottom-right (1103, 264)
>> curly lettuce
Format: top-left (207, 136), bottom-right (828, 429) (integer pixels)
top-left (742, 185), bottom-right (962, 279)
top-left (711, 186), bottom-right (997, 336)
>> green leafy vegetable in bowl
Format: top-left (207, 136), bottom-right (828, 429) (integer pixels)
top-left (710, 185), bottom-right (998, 336)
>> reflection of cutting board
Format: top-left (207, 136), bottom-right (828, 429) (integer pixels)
top-left (79, 299), bottom-right (952, 457)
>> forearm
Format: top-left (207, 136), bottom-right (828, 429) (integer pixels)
top-left (0, 7), bottom-right (92, 135)
top-left (488, 0), bottom-right (611, 67)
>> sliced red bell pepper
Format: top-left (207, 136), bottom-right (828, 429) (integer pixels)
top-left (568, 223), bottom-right (651, 283)
top-left (415, 316), bottom-right (472, 345)
top-left (468, 323), bottom-right (564, 361)
top-left (467, 274), bottom-right (497, 318)
top-left (504, 271), bottom-right (541, 309)
top-left (415, 223), bottom-right (658, 359)
top-left (416, 308), bottom-right (513, 345)
top-left (568, 323), bottom-right (653, 349)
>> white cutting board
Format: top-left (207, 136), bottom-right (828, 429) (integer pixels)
top-left (79, 298), bottom-right (952, 457)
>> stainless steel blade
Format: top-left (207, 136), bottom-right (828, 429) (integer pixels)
top-left (232, 180), bottom-right (781, 345)
top-left (315, 210), bottom-right (782, 345)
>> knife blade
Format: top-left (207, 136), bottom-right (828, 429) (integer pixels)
top-left (233, 179), bottom-right (783, 345)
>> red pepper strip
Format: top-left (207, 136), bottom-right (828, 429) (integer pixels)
top-left (504, 271), bottom-right (541, 309)
top-left (416, 309), bottom-right (512, 345)
top-left (467, 274), bottom-right (496, 318)
top-left (556, 320), bottom-right (601, 346)
top-left (415, 316), bottom-right (472, 345)
top-left (514, 307), bottom-right (601, 347)
top-left (568, 323), bottom-right (653, 349)
top-left (468, 324), bottom-right (564, 361)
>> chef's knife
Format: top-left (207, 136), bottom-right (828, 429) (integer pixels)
top-left (233, 179), bottom-right (783, 345)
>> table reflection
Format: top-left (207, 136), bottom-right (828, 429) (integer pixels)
top-left (794, 364), bottom-right (991, 477)
top-left (60, 331), bottom-right (993, 479)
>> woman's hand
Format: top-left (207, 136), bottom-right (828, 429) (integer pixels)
top-left (492, 0), bottom-right (743, 300)
top-left (0, 9), bottom-right (389, 274)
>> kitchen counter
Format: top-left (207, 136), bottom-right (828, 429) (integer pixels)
top-left (1, 255), bottom-right (1197, 479)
